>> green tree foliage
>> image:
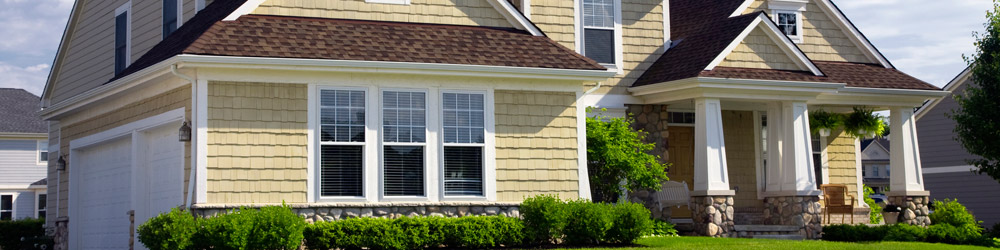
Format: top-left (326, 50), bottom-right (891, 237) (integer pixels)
top-left (863, 185), bottom-right (883, 224)
top-left (586, 109), bottom-right (669, 203)
top-left (953, 1), bottom-right (1000, 184)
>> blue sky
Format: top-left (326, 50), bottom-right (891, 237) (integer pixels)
top-left (0, 0), bottom-right (992, 95)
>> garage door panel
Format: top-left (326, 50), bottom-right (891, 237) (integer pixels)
top-left (140, 125), bottom-right (184, 223)
top-left (76, 136), bottom-right (132, 250)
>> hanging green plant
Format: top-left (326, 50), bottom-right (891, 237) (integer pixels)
top-left (809, 110), bottom-right (844, 137)
top-left (843, 107), bottom-right (886, 138)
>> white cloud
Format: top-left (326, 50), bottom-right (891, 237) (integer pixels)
top-left (0, 62), bottom-right (50, 95)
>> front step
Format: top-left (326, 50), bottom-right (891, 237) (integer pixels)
top-left (734, 225), bottom-right (804, 240)
top-left (752, 234), bottom-right (805, 240)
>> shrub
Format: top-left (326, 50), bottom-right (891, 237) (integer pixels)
top-left (605, 202), bottom-right (653, 244)
top-left (0, 218), bottom-right (52, 250)
top-left (926, 223), bottom-right (984, 245)
top-left (821, 224), bottom-right (889, 242)
top-left (304, 216), bottom-right (523, 250)
top-left (191, 208), bottom-right (257, 250)
top-left (884, 224), bottom-right (927, 242)
top-left (647, 220), bottom-right (678, 237)
top-left (395, 216), bottom-right (446, 249)
top-left (248, 206), bottom-right (307, 250)
top-left (562, 201), bottom-right (612, 245)
top-left (930, 199), bottom-right (982, 229)
top-left (925, 199), bottom-right (983, 245)
top-left (443, 216), bottom-right (524, 248)
top-left (138, 208), bottom-right (197, 250)
top-left (863, 185), bottom-right (883, 224)
top-left (520, 195), bottom-right (568, 244)
top-left (586, 109), bottom-right (669, 202)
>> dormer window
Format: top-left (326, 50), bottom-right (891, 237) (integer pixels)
top-left (768, 0), bottom-right (807, 43)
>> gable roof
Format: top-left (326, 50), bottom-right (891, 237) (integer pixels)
top-left (634, 0), bottom-right (937, 91)
top-left (861, 138), bottom-right (890, 153)
top-left (916, 66), bottom-right (971, 120)
top-left (0, 88), bottom-right (46, 134)
top-left (112, 0), bottom-right (601, 83)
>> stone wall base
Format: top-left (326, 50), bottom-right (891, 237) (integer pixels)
top-left (889, 196), bottom-right (930, 226)
top-left (690, 195), bottom-right (735, 237)
top-left (763, 196), bottom-right (822, 239)
top-left (192, 203), bottom-right (522, 222)
top-left (53, 216), bottom-right (68, 250)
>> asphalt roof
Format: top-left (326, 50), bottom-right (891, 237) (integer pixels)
top-left (0, 88), bottom-right (46, 134)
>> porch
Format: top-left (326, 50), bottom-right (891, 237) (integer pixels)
top-left (626, 77), bottom-right (945, 238)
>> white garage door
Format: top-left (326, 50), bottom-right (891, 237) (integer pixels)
top-left (75, 136), bottom-right (133, 250)
top-left (136, 125), bottom-right (185, 229)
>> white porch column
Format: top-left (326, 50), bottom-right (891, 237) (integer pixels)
top-left (765, 102), bottom-right (784, 193)
top-left (692, 98), bottom-right (733, 195)
top-left (888, 107), bottom-right (928, 195)
top-left (780, 101), bottom-right (820, 195)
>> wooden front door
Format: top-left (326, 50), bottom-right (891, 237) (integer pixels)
top-left (667, 126), bottom-right (694, 219)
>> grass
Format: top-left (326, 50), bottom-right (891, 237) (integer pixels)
top-left (560, 236), bottom-right (994, 250)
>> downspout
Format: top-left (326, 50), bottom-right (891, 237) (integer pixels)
top-left (584, 81), bottom-right (602, 96)
top-left (171, 64), bottom-right (197, 210)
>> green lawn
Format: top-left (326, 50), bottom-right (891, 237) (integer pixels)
top-left (567, 236), bottom-right (993, 250)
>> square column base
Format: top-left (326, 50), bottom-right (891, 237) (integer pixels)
top-left (763, 196), bottom-right (822, 239)
top-left (889, 196), bottom-right (931, 226)
top-left (690, 195), bottom-right (735, 237)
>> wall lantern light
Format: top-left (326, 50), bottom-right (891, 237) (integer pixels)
top-left (56, 156), bottom-right (67, 171)
top-left (179, 121), bottom-right (192, 142)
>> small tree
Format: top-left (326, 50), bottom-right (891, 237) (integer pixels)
top-left (586, 109), bottom-right (669, 203)
top-left (952, 0), bottom-right (1000, 184)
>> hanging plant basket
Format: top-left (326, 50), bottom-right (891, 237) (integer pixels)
top-left (809, 110), bottom-right (843, 137)
top-left (843, 107), bottom-right (886, 138)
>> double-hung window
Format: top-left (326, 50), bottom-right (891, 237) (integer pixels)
top-left (37, 194), bottom-right (46, 219)
top-left (442, 92), bottom-right (486, 197)
top-left (318, 89), bottom-right (367, 197)
top-left (581, 0), bottom-right (617, 65)
top-left (1, 195), bottom-right (12, 220)
top-left (163, 0), bottom-right (180, 38)
top-left (37, 141), bottom-right (48, 165)
top-left (382, 91), bottom-right (427, 197)
top-left (115, 3), bottom-right (130, 75)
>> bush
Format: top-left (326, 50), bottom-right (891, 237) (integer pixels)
top-left (520, 195), bottom-right (568, 244)
top-left (562, 200), bottom-right (612, 245)
top-left (863, 185), bottom-right (883, 224)
top-left (192, 208), bottom-right (258, 250)
top-left (884, 224), bottom-right (927, 242)
top-left (927, 224), bottom-right (984, 245)
top-left (304, 216), bottom-right (522, 250)
top-left (821, 224), bottom-right (889, 242)
top-left (138, 208), bottom-right (197, 250)
top-left (930, 199), bottom-right (982, 229)
top-left (0, 218), bottom-right (52, 250)
top-left (605, 202), bottom-right (653, 244)
top-left (443, 216), bottom-right (524, 248)
top-left (647, 220), bottom-right (678, 237)
top-left (249, 206), bottom-right (307, 249)
top-left (925, 199), bottom-right (983, 245)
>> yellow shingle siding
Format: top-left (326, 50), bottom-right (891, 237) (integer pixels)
top-left (722, 111), bottom-right (764, 209)
top-left (743, 1), bottom-right (873, 63)
top-left (719, 26), bottom-right (802, 71)
top-left (531, 0), bottom-right (666, 96)
top-left (206, 82), bottom-right (309, 204)
top-left (58, 87), bottom-right (192, 217)
top-left (251, 0), bottom-right (513, 28)
top-left (494, 90), bottom-right (580, 202)
top-left (825, 129), bottom-right (861, 207)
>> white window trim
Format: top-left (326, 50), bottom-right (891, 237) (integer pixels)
top-left (313, 86), bottom-right (373, 203)
top-left (309, 85), bottom-right (497, 203)
top-left (575, 0), bottom-right (624, 75)
top-left (35, 192), bottom-right (46, 219)
top-left (0, 193), bottom-right (14, 220)
top-left (378, 88), bottom-right (436, 202)
top-left (771, 10), bottom-right (803, 43)
top-left (37, 140), bottom-right (48, 165)
top-left (438, 90), bottom-right (494, 202)
top-left (115, 2), bottom-right (132, 71)
top-left (366, 0), bottom-right (410, 5)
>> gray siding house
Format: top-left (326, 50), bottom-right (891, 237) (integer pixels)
top-left (860, 139), bottom-right (890, 195)
top-left (0, 88), bottom-right (49, 220)
top-left (916, 67), bottom-right (1000, 227)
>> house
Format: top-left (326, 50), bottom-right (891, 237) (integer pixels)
top-left (916, 67), bottom-right (1000, 227)
top-left (39, 0), bottom-right (945, 247)
top-left (0, 88), bottom-right (49, 221)
top-left (860, 138), bottom-right (890, 195)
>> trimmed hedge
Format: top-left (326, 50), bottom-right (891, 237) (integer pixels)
top-left (138, 206), bottom-right (306, 250)
top-left (303, 216), bottom-right (523, 250)
top-left (521, 196), bottom-right (653, 246)
top-left (824, 200), bottom-right (1000, 248)
top-left (0, 218), bottom-right (53, 250)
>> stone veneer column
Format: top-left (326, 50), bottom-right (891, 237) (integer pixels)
top-left (624, 104), bottom-right (671, 219)
top-left (690, 195), bottom-right (735, 237)
top-left (53, 217), bottom-right (69, 250)
top-left (763, 196), bottom-right (823, 239)
top-left (889, 196), bottom-right (931, 226)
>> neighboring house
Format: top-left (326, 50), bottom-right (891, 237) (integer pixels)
top-left (916, 67), bottom-right (1000, 227)
top-left (39, 0), bottom-right (945, 246)
top-left (860, 138), bottom-right (890, 195)
top-left (0, 88), bottom-right (49, 221)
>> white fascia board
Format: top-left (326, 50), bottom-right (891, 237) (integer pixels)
top-left (837, 87), bottom-right (949, 98)
top-left (40, 54), bottom-right (612, 121)
top-left (812, 87), bottom-right (948, 107)
top-left (177, 55), bottom-right (614, 80)
top-left (815, 0), bottom-right (892, 68)
top-left (487, 0), bottom-right (544, 36)
top-left (915, 67), bottom-right (970, 120)
top-left (705, 14), bottom-right (823, 76)
top-left (629, 77), bottom-right (843, 97)
top-left (730, 0), bottom-right (756, 17)
top-left (224, 0), bottom-right (266, 21)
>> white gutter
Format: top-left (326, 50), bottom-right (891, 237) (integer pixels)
top-left (40, 57), bottom-right (181, 120)
top-left (170, 64), bottom-right (197, 211)
top-left (837, 86), bottom-right (948, 98)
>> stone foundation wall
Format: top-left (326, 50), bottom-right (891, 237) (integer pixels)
top-left (690, 196), bottom-right (735, 237)
top-left (53, 217), bottom-right (68, 250)
top-left (624, 104), bottom-right (671, 219)
top-left (889, 196), bottom-right (931, 226)
top-left (763, 196), bottom-right (823, 239)
top-left (192, 203), bottom-right (522, 222)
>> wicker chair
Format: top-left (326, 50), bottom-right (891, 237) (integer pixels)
top-left (821, 184), bottom-right (856, 224)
